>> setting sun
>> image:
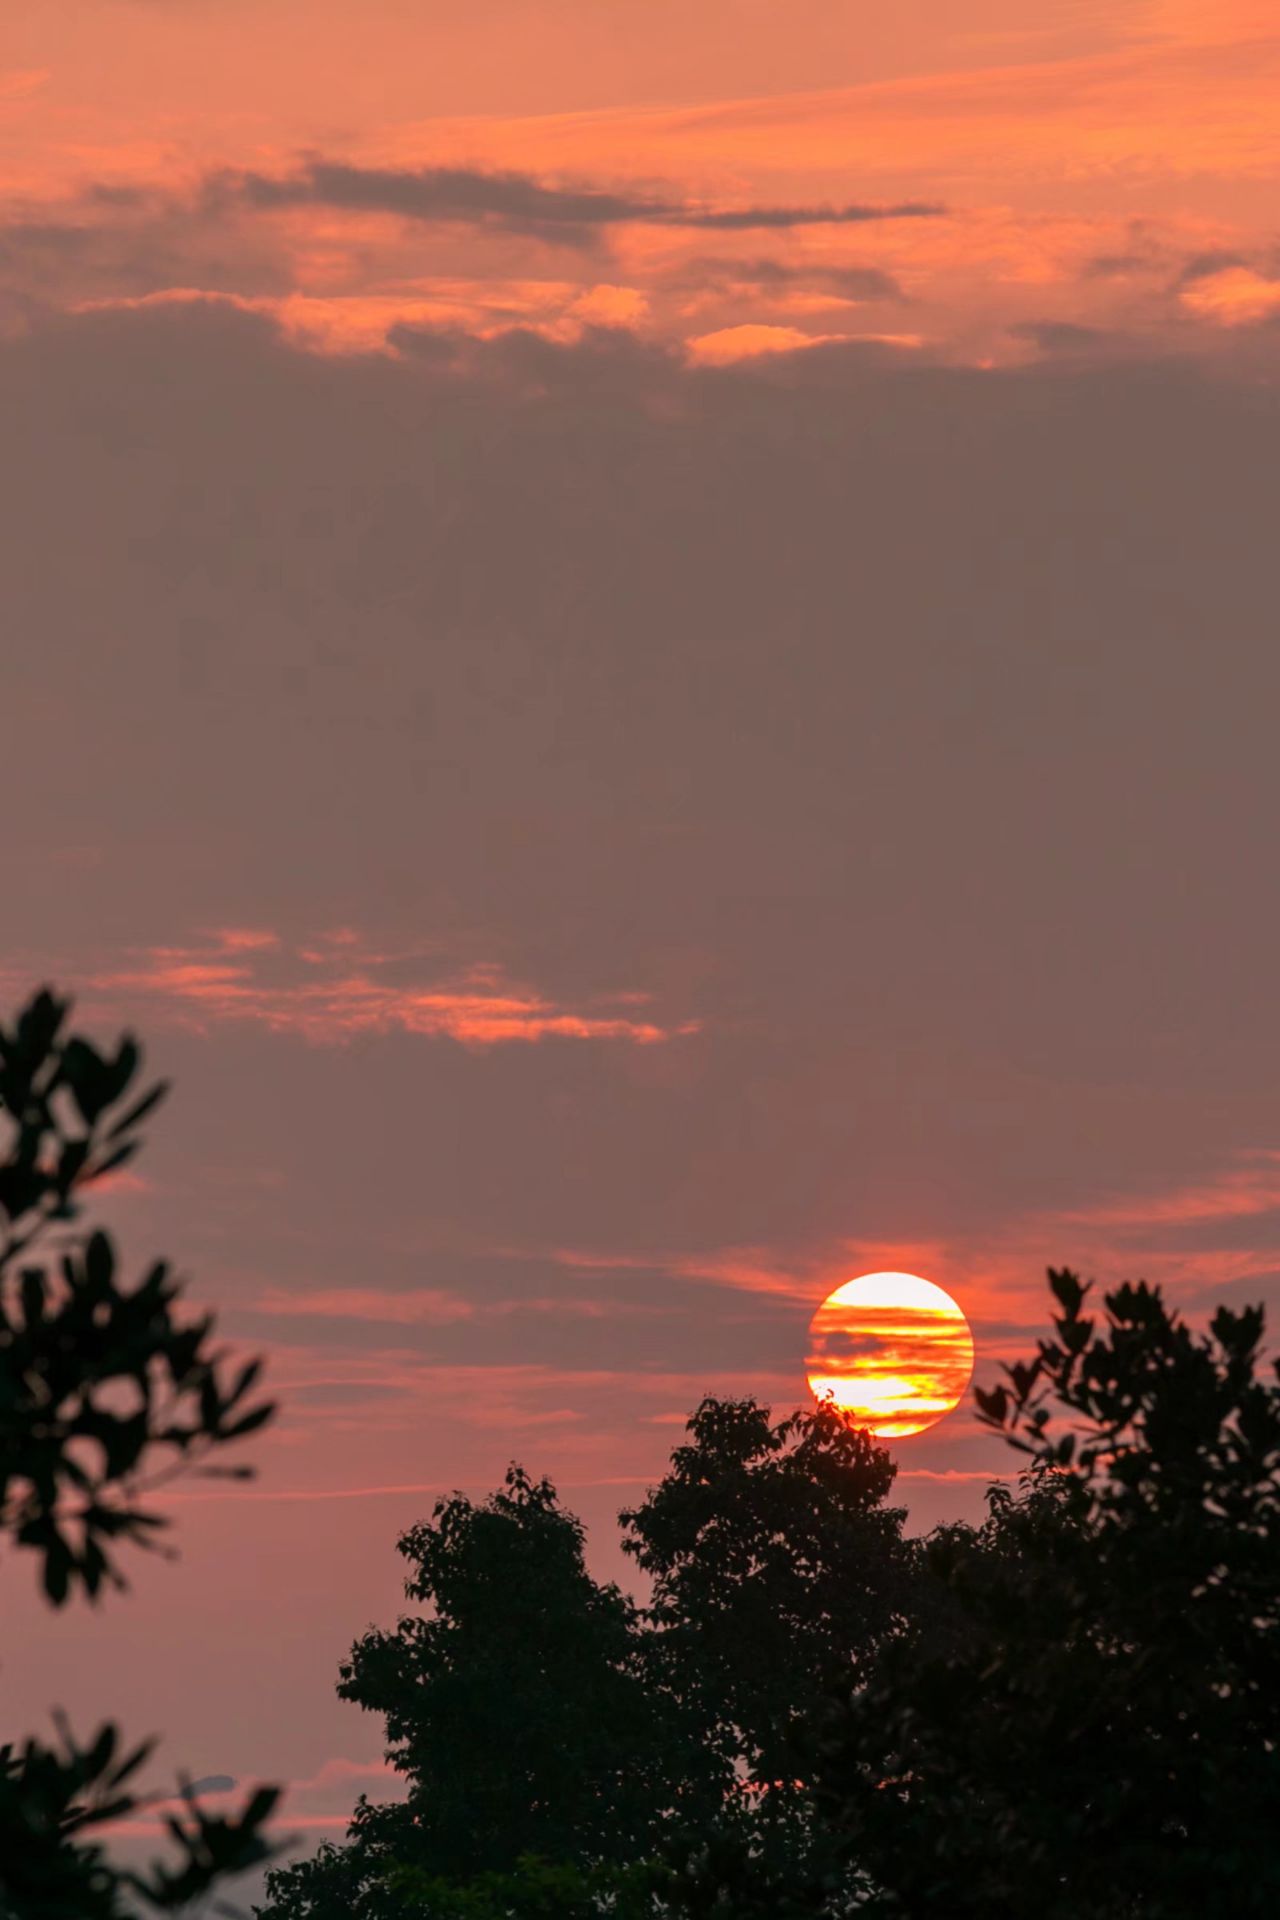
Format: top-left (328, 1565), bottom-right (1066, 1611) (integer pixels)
top-left (805, 1272), bottom-right (974, 1439)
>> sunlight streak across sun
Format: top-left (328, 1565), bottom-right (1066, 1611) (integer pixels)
top-left (805, 1271), bottom-right (974, 1439)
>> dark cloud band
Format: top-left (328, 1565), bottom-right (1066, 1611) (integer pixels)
top-left (219, 159), bottom-right (944, 239)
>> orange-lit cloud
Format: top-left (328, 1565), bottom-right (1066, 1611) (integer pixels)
top-left (1061, 1150), bottom-right (1280, 1226)
top-left (8, 0), bottom-right (1280, 371)
top-left (569, 282), bottom-right (649, 327)
top-left (550, 1244), bottom-right (818, 1305)
top-left (686, 323), bottom-right (839, 365)
top-left (84, 929), bottom-right (696, 1049)
top-left (1179, 266), bottom-right (1280, 325)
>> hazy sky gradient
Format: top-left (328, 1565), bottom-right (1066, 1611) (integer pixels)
top-left (5, 0), bottom-right (1280, 1866)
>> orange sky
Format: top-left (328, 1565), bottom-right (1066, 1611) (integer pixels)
top-left (5, 1), bottom-right (1280, 362)
top-left (5, 0), bottom-right (1280, 1885)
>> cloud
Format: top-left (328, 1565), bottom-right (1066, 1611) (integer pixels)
top-left (220, 159), bottom-right (945, 243)
top-left (8, 3), bottom-right (1280, 369)
top-left (0, 69), bottom-right (48, 101)
top-left (236, 1348), bottom-right (807, 1448)
top-left (1010, 320), bottom-right (1125, 356)
top-left (686, 322), bottom-right (840, 364)
top-left (568, 282), bottom-right (649, 327)
top-left (1062, 1151), bottom-right (1280, 1229)
top-left (0, 209), bottom-right (293, 307)
top-left (83, 930), bottom-right (697, 1049)
top-left (822, 265), bottom-right (908, 302)
top-left (254, 1287), bottom-right (478, 1325)
top-left (547, 1245), bottom-right (815, 1305)
top-left (677, 259), bottom-right (906, 302)
top-left (251, 1284), bottom-right (666, 1327)
top-left (1179, 265), bottom-right (1280, 325)
top-left (104, 1757), bottom-right (402, 1841)
top-left (1174, 249), bottom-right (1249, 287)
top-left (1082, 251), bottom-right (1161, 279)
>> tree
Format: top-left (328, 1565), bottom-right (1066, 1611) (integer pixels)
top-left (259, 1467), bottom-right (686, 1915)
top-left (259, 1850), bottom-right (668, 1920)
top-left (815, 1269), bottom-right (1280, 1919)
top-left (0, 988), bottom-right (278, 1919)
top-left (260, 1400), bottom-right (913, 1918)
top-left (621, 1397), bottom-right (912, 1798)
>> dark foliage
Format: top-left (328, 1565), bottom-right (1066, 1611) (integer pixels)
top-left (0, 988), bottom-right (278, 1919)
top-left (258, 1848), bottom-right (668, 1920)
top-left (258, 1402), bottom-right (910, 1917)
top-left (261, 1465), bottom-right (686, 1915)
top-left (815, 1269), bottom-right (1280, 1919)
top-left (621, 1397), bottom-right (911, 1796)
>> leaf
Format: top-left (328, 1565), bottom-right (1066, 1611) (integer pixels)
top-left (1048, 1268), bottom-right (1085, 1318)
top-left (105, 1077), bottom-right (170, 1142)
top-left (59, 1036), bottom-right (112, 1125)
top-left (19, 1267), bottom-right (46, 1328)
top-left (106, 1036), bottom-right (140, 1101)
top-left (89, 1138), bottom-right (141, 1181)
top-left (57, 1136), bottom-right (91, 1192)
top-left (973, 1384), bottom-right (1010, 1425)
top-left (17, 988), bottom-right (67, 1064)
top-left (84, 1229), bottom-right (115, 1292)
top-left (227, 1357), bottom-right (263, 1406)
top-left (223, 1401), bottom-right (276, 1441)
top-left (42, 1530), bottom-right (73, 1606)
top-left (240, 1783), bottom-right (283, 1826)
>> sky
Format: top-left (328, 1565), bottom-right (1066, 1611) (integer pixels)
top-left (5, 0), bottom-right (1280, 1875)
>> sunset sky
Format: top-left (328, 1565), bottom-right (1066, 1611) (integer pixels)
top-left (6, 0), bottom-right (1280, 1863)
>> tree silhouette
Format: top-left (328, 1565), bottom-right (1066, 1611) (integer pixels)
top-left (815, 1270), bottom-right (1280, 1919)
top-left (621, 1397), bottom-right (912, 1798)
top-left (259, 1468), bottom-right (685, 1915)
top-left (0, 988), bottom-right (278, 1919)
top-left (259, 1850), bottom-right (668, 1920)
top-left (259, 1399), bottom-right (912, 1917)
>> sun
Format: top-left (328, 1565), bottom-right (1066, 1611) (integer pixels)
top-left (805, 1271), bottom-right (974, 1439)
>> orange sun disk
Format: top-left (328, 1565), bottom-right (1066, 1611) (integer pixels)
top-left (805, 1271), bottom-right (974, 1439)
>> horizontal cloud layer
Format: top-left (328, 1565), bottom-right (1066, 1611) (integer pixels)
top-left (78, 929), bottom-right (697, 1048)
top-left (221, 159), bottom-right (944, 239)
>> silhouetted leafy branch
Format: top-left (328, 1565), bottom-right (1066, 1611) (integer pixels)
top-left (0, 987), bottom-right (280, 1919)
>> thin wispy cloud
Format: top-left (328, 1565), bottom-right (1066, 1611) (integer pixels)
top-left (0, 68), bottom-right (48, 101)
top-left (83, 929), bottom-right (697, 1049)
top-left (251, 1286), bottom-right (664, 1325)
top-left (255, 1287), bottom-right (479, 1326)
top-left (1060, 1151), bottom-right (1280, 1228)
top-left (102, 1756), bottom-right (403, 1841)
